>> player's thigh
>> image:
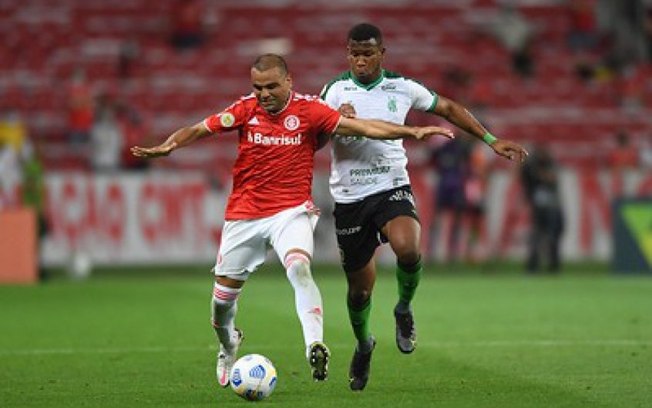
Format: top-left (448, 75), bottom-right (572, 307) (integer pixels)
top-left (271, 212), bottom-right (316, 262)
top-left (334, 202), bottom-right (380, 274)
top-left (214, 219), bottom-right (268, 278)
top-left (375, 187), bottom-right (422, 253)
top-left (382, 215), bottom-right (421, 253)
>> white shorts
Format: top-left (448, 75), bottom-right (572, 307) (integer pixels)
top-left (213, 201), bottom-right (320, 280)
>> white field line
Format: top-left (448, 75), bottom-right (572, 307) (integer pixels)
top-left (1, 339), bottom-right (650, 356)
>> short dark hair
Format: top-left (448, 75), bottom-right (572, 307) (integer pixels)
top-left (347, 23), bottom-right (383, 44)
top-left (252, 54), bottom-right (288, 75)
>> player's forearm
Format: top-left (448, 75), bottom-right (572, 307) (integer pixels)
top-left (165, 125), bottom-right (207, 151)
top-left (438, 101), bottom-right (488, 140)
top-left (360, 119), bottom-right (413, 140)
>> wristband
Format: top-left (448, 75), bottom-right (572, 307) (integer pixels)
top-left (482, 132), bottom-right (497, 145)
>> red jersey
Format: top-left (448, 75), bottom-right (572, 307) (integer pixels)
top-left (204, 92), bottom-right (341, 220)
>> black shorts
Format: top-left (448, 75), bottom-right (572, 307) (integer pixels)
top-left (333, 185), bottom-right (420, 273)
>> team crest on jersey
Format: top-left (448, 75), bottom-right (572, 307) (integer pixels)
top-left (219, 112), bottom-right (235, 127)
top-left (387, 96), bottom-right (398, 113)
top-left (284, 115), bottom-right (300, 131)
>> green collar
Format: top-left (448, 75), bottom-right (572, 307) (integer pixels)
top-left (350, 69), bottom-right (385, 90)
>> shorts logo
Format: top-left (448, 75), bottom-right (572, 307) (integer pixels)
top-left (389, 190), bottom-right (415, 206)
top-left (284, 115), bottom-right (300, 131)
top-left (219, 113), bottom-right (235, 127)
top-left (336, 226), bottom-right (362, 236)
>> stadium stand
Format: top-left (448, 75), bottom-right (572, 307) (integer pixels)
top-left (1, 0), bottom-right (650, 174)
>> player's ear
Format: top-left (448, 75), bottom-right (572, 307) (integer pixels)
top-left (285, 73), bottom-right (293, 88)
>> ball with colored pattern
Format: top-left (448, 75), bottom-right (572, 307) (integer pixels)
top-left (230, 354), bottom-right (277, 401)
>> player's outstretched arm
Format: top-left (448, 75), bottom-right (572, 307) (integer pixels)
top-left (489, 139), bottom-right (529, 163)
top-left (335, 117), bottom-right (454, 141)
top-left (432, 96), bottom-right (528, 162)
top-left (131, 122), bottom-right (211, 159)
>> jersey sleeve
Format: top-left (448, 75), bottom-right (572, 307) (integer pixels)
top-left (319, 83), bottom-right (339, 109)
top-left (308, 98), bottom-right (341, 135)
top-left (407, 79), bottom-right (439, 113)
top-left (202, 98), bottom-right (247, 133)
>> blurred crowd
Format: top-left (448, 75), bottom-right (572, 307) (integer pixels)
top-left (2, 0), bottom-right (652, 273)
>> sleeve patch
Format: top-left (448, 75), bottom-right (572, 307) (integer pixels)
top-left (219, 112), bottom-right (235, 127)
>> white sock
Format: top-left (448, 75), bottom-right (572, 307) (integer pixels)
top-left (285, 252), bottom-right (324, 356)
top-left (211, 282), bottom-right (241, 351)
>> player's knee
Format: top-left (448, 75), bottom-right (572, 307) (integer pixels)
top-left (285, 252), bottom-right (313, 285)
top-left (391, 236), bottom-right (420, 263)
top-left (348, 289), bottom-right (372, 309)
top-left (396, 248), bottom-right (421, 266)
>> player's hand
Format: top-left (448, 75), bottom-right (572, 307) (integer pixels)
top-left (130, 142), bottom-right (177, 158)
top-left (491, 139), bottom-right (528, 162)
top-left (338, 103), bottom-right (356, 118)
top-left (412, 126), bottom-right (455, 141)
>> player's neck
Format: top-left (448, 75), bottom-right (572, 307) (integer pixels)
top-left (352, 69), bottom-right (383, 85)
top-left (266, 91), bottom-right (293, 115)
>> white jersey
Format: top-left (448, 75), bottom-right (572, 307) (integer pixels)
top-left (320, 70), bottom-right (438, 203)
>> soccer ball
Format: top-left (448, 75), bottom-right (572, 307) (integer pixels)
top-left (230, 354), bottom-right (277, 401)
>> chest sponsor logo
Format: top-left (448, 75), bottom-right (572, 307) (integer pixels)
top-left (284, 115), bottom-right (300, 131)
top-left (343, 86), bottom-right (358, 91)
top-left (219, 112), bottom-right (235, 127)
top-left (349, 166), bottom-right (391, 177)
top-left (247, 131), bottom-right (303, 146)
top-left (381, 83), bottom-right (397, 91)
top-left (348, 166), bottom-right (390, 186)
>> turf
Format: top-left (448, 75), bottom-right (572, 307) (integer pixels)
top-left (1, 265), bottom-right (650, 407)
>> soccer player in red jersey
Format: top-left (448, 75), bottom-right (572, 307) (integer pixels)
top-left (131, 54), bottom-right (453, 387)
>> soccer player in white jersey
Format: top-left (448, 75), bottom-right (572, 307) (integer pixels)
top-left (131, 54), bottom-right (453, 388)
top-left (320, 24), bottom-right (528, 391)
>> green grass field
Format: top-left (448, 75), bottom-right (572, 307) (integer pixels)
top-left (1, 265), bottom-right (651, 408)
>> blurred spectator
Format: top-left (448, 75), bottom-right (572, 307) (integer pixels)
top-left (118, 36), bottom-right (140, 80)
top-left (489, 3), bottom-right (535, 78)
top-left (429, 136), bottom-right (471, 262)
top-left (618, 64), bottom-right (646, 112)
top-left (520, 144), bottom-right (564, 274)
top-left (90, 94), bottom-right (124, 173)
top-left (0, 136), bottom-right (22, 209)
top-left (66, 68), bottom-right (94, 147)
top-left (0, 110), bottom-right (26, 208)
top-left (440, 65), bottom-right (472, 101)
top-left (0, 109), bottom-right (26, 152)
top-left (19, 138), bottom-right (49, 281)
top-left (607, 130), bottom-right (639, 197)
top-left (169, 0), bottom-right (205, 51)
top-left (640, 133), bottom-right (652, 169)
top-left (460, 138), bottom-right (490, 263)
top-left (117, 103), bottom-right (152, 171)
top-left (607, 130), bottom-right (639, 169)
top-left (567, 0), bottom-right (599, 52)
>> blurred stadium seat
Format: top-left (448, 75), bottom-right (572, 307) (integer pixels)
top-left (0, 0), bottom-right (650, 171)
